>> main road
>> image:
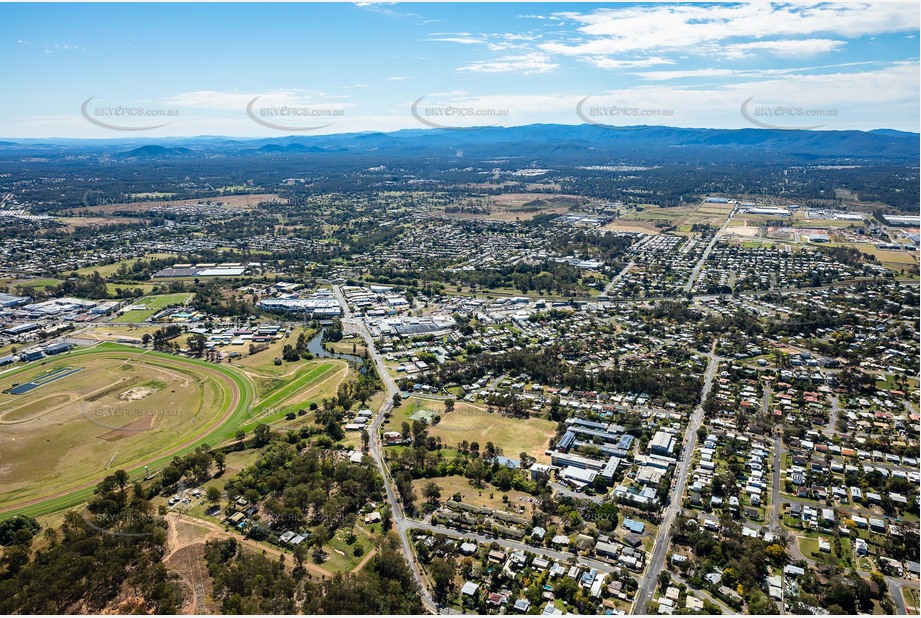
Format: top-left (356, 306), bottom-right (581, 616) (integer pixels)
top-left (682, 206), bottom-right (735, 293)
top-left (331, 285), bottom-right (440, 614)
top-left (331, 285), bottom-right (627, 614)
top-left (632, 343), bottom-right (720, 613)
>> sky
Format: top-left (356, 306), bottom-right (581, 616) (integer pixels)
top-left (1, 2), bottom-right (918, 138)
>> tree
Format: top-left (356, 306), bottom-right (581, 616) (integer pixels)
top-left (466, 459), bottom-right (486, 489)
top-left (392, 393), bottom-right (402, 408)
top-left (160, 464), bottom-right (181, 487)
top-left (444, 399), bottom-right (455, 415)
top-left (282, 344), bottom-right (299, 363)
top-left (254, 424), bottom-right (272, 447)
top-left (429, 557), bottom-right (456, 600)
top-left (0, 515), bottom-right (40, 546)
top-left (206, 486), bottom-right (222, 506)
top-left (765, 543), bottom-right (787, 564)
top-left (422, 481), bottom-right (442, 506)
top-left (494, 467), bottom-right (514, 491)
top-left (186, 333), bottom-right (207, 358)
top-left (211, 451), bottom-right (227, 474)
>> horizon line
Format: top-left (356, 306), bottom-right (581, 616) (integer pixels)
top-left (2, 121), bottom-right (919, 142)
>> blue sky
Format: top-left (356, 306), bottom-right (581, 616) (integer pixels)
top-left (1, 2), bottom-right (918, 137)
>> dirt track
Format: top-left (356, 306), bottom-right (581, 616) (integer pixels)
top-left (165, 512), bottom-right (334, 579)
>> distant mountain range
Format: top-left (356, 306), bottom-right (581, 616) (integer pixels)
top-left (1, 124), bottom-right (918, 162)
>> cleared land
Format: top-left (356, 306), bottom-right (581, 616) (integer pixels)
top-left (58, 216), bottom-right (145, 229)
top-left (427, 403), bottom-right (557, 463)
top-left (601, 220), bottom-right (661, 234)
top-left (73, 253), bottom-right (174, 277)
top-left (113, 292), bottom-right (193, 322)
top-left (385, 396), bottom-right (445, 431)
top-left (8, 278), bottom-right (64, 292)
top-left (440, 193), bottom-right (591, 222)
top-left (411, 475), bottom-right (534, 512)
top-left (240, 361), bottom-right (345, 431)
top-left (71, 193), bottom-right (283, 215)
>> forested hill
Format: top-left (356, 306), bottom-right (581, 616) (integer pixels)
top-left (3, 123), bottom-right (918, 162)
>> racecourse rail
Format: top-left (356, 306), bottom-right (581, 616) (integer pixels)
top-left (0, 342), bottom-right (257, 519)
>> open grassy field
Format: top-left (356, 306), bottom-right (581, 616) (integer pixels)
top-left (72, 193), bottom-right (282, 216)
top-left (384, 396), bottom-right (446, 431)
top-left (683, 202), bottom-right (734, 228)
top-left (233, 327), bottom-right (313, 374)
top-left (240, 361), bottom-right (346, 431)
top-left (722, 221), bottom-right (762, 238)
top-left (58, 216), bottom-right (146, 229)
top-left (411, 475), bottom-right (534, 512)
top-left (427, 403), bottom-right (557, 463)
top-left (319, 522), bottom-right (381, 573)
top-left (113, 292), bottom-right (193, 322)
top-left (822, 241), bottom-right (920, 275)
top-left (0, 344), bottom-right (255, 517)
top-left (8, 278), bottom-right (64, 292)
top-left (600, 220), bottom-right (661, 234)
top-left (106, 282), bottom-right (156, 295)
top-left (695, 204), bottom-right (734, 216)
top-left (797, 535), bottom-right (850, 568)
top-left (327, 336), bottom-right (367, 358)
top-left (436, 193), bottom-right (595, 222)
top-left (74, 253), bottom-right (174, 277)
top-left (74, 324), bottom-right (163, 344)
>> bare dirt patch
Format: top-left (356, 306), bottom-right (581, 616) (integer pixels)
top-left (97, 414), bottom-right (156, 441)
top-left (601, 221), bottom-right (661, 234)
top-left (722, 223), bottom-right (760, 238)
top-left (118, 386), bottom-right (154, 401)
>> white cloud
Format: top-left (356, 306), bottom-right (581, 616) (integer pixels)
top-left (586, 56), bottom-right (676, 69)
top-left (721, 39), bottom-right (847, 60)
top-left (161, 89), bottom-right (350, 111)
top-left (457, 53), bottom-right (558, 75)
top-left (427, 36), bottom-right (482, 45)
top-left (537, 3), bottom-right (917, 62)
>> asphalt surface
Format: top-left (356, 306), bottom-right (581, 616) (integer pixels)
top-left (333, 287), bottom-right (920, 616)
top-left (332, 285), bottom-right (635, 614)
top-left (682, 208), bottom-right (735, 293)
top-left (404, 519), bottom-right (616, 575)
top-left (331, 285), bottom-right (440, 614)
top-left (602, 260), bottom-right (635, 296)
top-left (632, 345), bottom-right (720, 613)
